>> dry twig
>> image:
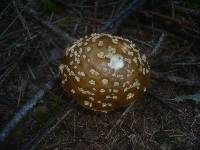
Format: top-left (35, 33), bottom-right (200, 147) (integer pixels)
top-left (151, 70), bottom-right (200, 87)
top-left (0, 76), bottom-right (58, 143)
top-left (139, 10), bottom-right (200, 40)
top-left (162, 4), bottom-right (200, 18)
top-left (12, 0), bottom-right (31, 38)
top-left (146, 89), bottom-right (182, 113)
top-left (148, 32), bottom-right (167, 58)
top-left (105, 101), bottom-right (136, 140)
top-left (26, 107), bottom-right (73, 150)
top-left (24, 8), bottom-right (76, 43)
top-left (0, 2), bottom-right (29, 39)
top-left (98, 0), bottom-right (146, 33)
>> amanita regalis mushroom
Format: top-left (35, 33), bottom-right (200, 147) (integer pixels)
top-left (59, 33), bottom-right (150, 112)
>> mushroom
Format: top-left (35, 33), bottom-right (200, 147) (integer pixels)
top-left (59, 33), bottom-right (150, 112)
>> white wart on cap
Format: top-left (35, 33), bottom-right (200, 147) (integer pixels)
top-left (59, 33), bottom-right (150, 112)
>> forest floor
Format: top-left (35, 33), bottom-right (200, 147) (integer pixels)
top-left (0, 0), bottom-right (200, 149)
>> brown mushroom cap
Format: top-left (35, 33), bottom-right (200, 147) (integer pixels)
top-left (59, 33), bottom-right (150, 112)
